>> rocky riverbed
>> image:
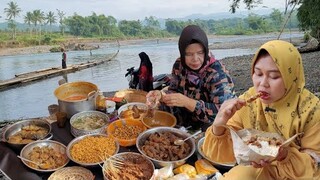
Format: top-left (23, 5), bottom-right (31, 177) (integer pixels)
top-left (220, 51), bottom-right (320, 96)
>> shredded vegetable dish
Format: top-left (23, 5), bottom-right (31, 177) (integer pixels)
top-left (71, 115), bottom-right (106, 130)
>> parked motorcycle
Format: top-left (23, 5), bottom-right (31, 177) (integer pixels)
top-left (125, 66), bottom-right (171, 91)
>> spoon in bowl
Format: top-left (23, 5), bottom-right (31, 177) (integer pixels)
top-left (174, 130), bottom-right (202, 146)
top-left (17, 155), bottom-right (42, 167)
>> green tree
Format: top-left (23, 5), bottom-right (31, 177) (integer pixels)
top-left (247, 14), bottom-right (270, 33)
top-left (269, 9), bottom-right (284, 31)
top-left (165, 19), bottom-right (186, 35)
top-left (229, 0), bottom-right (303, 39)
top-left (118, 20), bottom-right (142, 36)
top-left (297, 0), bottom-right (320, 38)
top-left (65, 13), bottom-right (89, 36)
top-left (56, 9), bottom-right (66, 35)
top-left (24, 11), bottom-right (33, 36)
top-left (32, 10), bottom-right (45, 44)
top-left (4, 1), bottom-right (21, 40)
top-left (144, 16), bottom-right (161, 30)
top-left (46, 11), bottom-right (57, 33)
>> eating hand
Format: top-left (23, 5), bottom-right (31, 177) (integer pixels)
top-left (214, 98), bottom-right (246, 126)
top-left (211, 98), bottom-right (246, 135)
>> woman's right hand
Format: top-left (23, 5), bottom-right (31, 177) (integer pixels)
top-left (211, 98), bottom-right (246, 135)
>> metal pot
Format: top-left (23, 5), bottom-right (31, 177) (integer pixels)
top-left (54, 81), bottom-right (98, 119)
top-left (2, 119), bottom-right (53, 152)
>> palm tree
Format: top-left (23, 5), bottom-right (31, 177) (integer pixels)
top-left (4, 1), bottom-right (22, 40)
top-left (32, 10), bottom-right (45, 44)
top-left (24, 11), bottom-right (33, 36)
top-left (46, 11), bottom-right (57, 33)
top-left (56, 9), bottom-right (66, 35)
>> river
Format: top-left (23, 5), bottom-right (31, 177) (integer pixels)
top-left (0, 33), bottom-right (303, 121)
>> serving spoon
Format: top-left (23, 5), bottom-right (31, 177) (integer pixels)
top-left (174, 130), bottom-right (202, 146)
top-left (17, 155), bottom-right (42, 167)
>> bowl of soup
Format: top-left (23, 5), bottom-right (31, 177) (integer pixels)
top-left (70, 111), bottom-right (109, 137)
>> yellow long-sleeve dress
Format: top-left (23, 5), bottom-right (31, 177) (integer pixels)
top-left (202, 40), bottom-right (320, 180)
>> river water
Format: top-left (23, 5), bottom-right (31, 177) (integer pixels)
top-left (0, 33), bottom-right (303, 121)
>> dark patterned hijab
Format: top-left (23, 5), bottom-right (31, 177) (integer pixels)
top-left (178, 25), bottom-right (209, 72)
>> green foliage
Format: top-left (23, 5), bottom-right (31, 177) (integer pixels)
top-left (297, 0), bottom-right (320, 38)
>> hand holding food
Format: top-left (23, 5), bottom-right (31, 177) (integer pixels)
top-left (146, 90), bottom-right (162, 108)
top-left (212, 98), bottom-right (246, 135)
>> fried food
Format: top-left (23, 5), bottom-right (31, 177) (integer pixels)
top-left (141, 132), bottom-right (191, 161)
top-left (70, 136), bottom-right (117, 163)
top-left (104, 153), bottom-right (154, 180)
top-left (244, 135), bottom-right (282, 148)
top-left (26, 146), bottom-right (68, 170)
top-left (246, 92), bottom-right (264, 103)
top-left (8, 125), bottom-right (48, 144)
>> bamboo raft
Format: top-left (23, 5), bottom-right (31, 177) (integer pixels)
top-left (0, 50), bottom-right (119, 91)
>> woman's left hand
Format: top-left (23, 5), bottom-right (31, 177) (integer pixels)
top-left (251, 159), bottom-right (270, 168)
top-left (251, 147), bottom-right (288, 168)
top-left (162, 93), bottom-right (188, 107)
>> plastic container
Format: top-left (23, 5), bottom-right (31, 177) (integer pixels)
top-left (96, 91), bottom-right (106, 113)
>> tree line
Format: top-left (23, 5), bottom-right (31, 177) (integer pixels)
top-left (1, 0), bottom-right (318, 46)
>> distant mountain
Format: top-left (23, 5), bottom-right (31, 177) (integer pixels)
top-left (156, 8), bottom-right (277, 29)
top-left (178, 9), bottom-right (275, 21)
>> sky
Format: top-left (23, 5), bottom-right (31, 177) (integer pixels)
top-left (1, 0), bottom-right (285, 23)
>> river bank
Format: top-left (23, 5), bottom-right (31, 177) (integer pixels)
top-left (220, 51), bottom-right (320, 96)
top-left (0, 35), bottom-right (318, 96)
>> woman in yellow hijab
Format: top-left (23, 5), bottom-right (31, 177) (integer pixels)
top-left (202, 40), bottom-right (320, 179)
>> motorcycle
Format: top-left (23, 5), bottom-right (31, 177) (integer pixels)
top-left (125, 66), bottom-right (171, 91)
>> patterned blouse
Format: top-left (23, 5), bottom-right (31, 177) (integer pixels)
top-left (167, 56), bottom-right (235, 128)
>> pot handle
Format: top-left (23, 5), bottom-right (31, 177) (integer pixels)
top-left (42, 133), bottom-right (53, 140)
top-left (87, 90), bottom-right (97, 100)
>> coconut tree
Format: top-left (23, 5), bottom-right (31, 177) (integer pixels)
top-left (56, 9), bottom-right (66, 35)
top-left (4, 1), bottom-right (21, 40)
top-left (46, 11), bottom-right (56, 33)
top-left (24, 11), bottom-right (33, 36)
top-left (32, 10), bottom-right (45, 44)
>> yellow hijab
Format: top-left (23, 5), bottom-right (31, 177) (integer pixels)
top-left (236, 40), bottom-right (320, 142)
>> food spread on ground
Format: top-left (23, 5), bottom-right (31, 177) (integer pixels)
top-left (8, 125), bottom-right (48, 144)
top-left (141, 131), bottom-right (191, 161)
top-left (71, 114), bottom-right (106, 130)
top-left (26, 146), bottom-right (68, 170)
top-left (5, 90), bottom-right (218, 179)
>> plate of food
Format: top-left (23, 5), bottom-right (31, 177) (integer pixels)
top-left (229, 128), bottom-right (302, 165)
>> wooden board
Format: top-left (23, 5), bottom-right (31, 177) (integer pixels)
top-left (0, 51), bottom-right (119, 91)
